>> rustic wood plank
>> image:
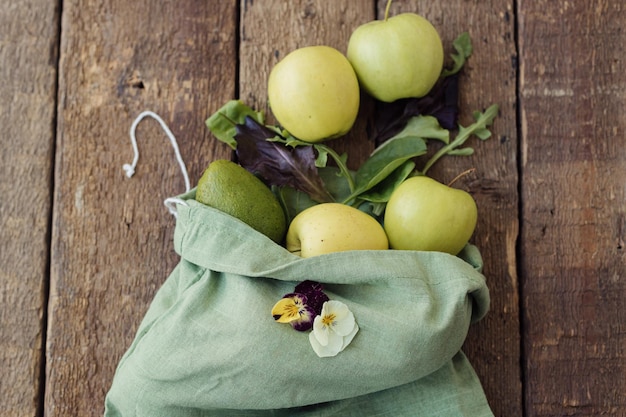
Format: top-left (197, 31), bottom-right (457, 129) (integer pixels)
top-left (0, 1), bottom-right (60, 415)
top-left (383, 2), bottom-right (522, 416)
top-left (519, 0), bottom-right (626, 415)
top-left (46, 0), bottom-right (238, 414)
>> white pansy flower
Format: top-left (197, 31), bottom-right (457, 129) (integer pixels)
top-left (309, 300), bottom-right (359, 357)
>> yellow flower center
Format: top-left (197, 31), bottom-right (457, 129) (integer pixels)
top-left (284, 303), bottom-right (301, 319)
top-left (321, 313), bottom-right (336, 326)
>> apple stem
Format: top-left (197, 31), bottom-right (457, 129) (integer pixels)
top-left (384, 0), bottom-right (392, 21)
top-left (447, 168), bottom-right (476, 188)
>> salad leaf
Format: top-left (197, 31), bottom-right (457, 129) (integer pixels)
top-left (275, 166), bottom-right (354, 223)
top-left (372, 115), bottom-right (449, 156)
top-left (371, 73), bottom-right (460, 145)
top-left (441, 32), bottom-right (473, 77)
top-left (447, 148), bottom-right (475, 156)
top-left (420, 103), bottom-right (499, 175)
top-left (313, 144), bottom-right (355, 193)
top-left (357, 160), bottom-right (416, 204)
top-left (354, 160), bottom-right (415, 219)
top-left (274, 186), bottom-right (317, 224)
top-left (206, 100), bottom-right (265, 149)
top-left (234, 117), bottom-right (333, 203)
top-left (342, 136), bottom-right (427, 204)
top-left (396, 115), bottom-right (450, 144)
top-left (317, 166), bottom-right (354, 201)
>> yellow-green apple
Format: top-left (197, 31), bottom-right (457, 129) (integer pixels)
top-left (286, 203), bottom-right (388, 257)
top-left (267, 46), bottom-right (360, 142)
top-left (384, 176), bottom-right (477, 255)
top-left (346, 8), bottom-right (444, 102)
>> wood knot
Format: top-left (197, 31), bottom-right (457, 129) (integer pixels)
top-left (302, 3), bottom-right (316, 19)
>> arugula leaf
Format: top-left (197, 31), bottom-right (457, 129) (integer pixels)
top-left (205, 100), bottom-right (265, 149)
top-left (357, 160), bottom-right (416, 204)
top-left (342, 136), bottom-right (427, 204)
top-left (397, 115), bottom-right (450, 144)
top-left (420, 104), bottom-right (499, 175)
top-left (314, 147), bottom-right (329, 168)
top-left (234, 117), bottom-right (333, 203)
top-left (373, 115), bottom-right (449, 157)
top-left (447, 148), bottom-right (475, 156)
top-left (314, 144), bottom-right (355, 192)
top-left (441, 32), bottom-right (473, 77)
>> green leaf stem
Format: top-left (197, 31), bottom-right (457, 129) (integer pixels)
top-left (420, 104), bottom-right (499, 176)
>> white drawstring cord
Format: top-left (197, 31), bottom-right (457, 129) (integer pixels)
top-left (124, 111), bottom-right (191, 217)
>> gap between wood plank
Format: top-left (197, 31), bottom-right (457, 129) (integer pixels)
top-left (40, 0), bottom-right (64, 415)
top-left (511, 0), bottom-right (529, 416)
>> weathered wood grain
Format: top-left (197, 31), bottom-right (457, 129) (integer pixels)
top-left (1, 0), bottom-right (617, 414)
top-left (0, 1), bottom-right (60, 415)
top-left (519, 0), bottom-right (626, 415)
top-left (382, 2), bottom-right (521, 416)
top-left (46, 0), bottom-right (237, 414)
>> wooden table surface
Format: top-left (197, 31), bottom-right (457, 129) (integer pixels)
top-left (2, 0), bottom-right (624, 416)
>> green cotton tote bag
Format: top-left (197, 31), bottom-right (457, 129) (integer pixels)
top-left (104, 190), bottom-right (493, 416)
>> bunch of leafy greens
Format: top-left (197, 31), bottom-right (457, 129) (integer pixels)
top-left (205, 32), bottom-right (498, 223)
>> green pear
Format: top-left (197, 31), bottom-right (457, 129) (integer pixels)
top-left (286, 203), bottom-right (388, 257)
top-left (347, 11), bottom-right (444, 102)
top-left (267, 46), bottom-right (360, 142)
top-left (384, 176), bottom-right (477, 255)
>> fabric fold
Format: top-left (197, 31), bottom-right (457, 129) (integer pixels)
top-left (105, 193), bottom-right (492, 416)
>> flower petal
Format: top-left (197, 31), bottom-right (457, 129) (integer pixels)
top-left (323, 300), bottom-right (349, 319)
top-left (309, 329), bottom-right (344, 358)
top-left (332, 308), bottom-right (355, 336)
top-left (318, 300), bottom-right (355, 336)
top-left (290, 305), bottom-right (316, 332)
top-left (306, 291), bottom-right (329, 315)
top-left (312, 314), bottom-right (330, 346)
top-left (294, 281), bottom-right (329, 315)
top-left (340, 322), bottom-right (359, 351)
top-left (271, 297), bottom-right (301, 323)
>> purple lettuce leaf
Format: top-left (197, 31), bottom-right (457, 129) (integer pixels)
top-left (234, 117), bottom-right (333, 203)
top-left (370, 74), bottom-right (460, 147)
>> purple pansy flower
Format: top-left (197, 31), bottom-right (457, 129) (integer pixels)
top-left (271, 281), bottom-right (329, 332)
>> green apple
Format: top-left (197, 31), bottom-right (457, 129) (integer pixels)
top-left (267, 46), bottom-right (360, 143)
top-left (346, 9), bottom-right (444, 102)
top-left (286, 203), bottom-right (389, 257)
top-left (384, 176), bottom-right (477, 255)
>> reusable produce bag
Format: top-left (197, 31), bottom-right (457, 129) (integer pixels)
top-left (104, 189), bottom-right (493, 416)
